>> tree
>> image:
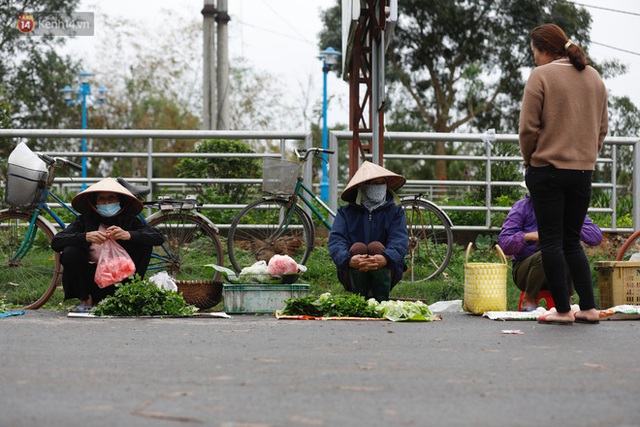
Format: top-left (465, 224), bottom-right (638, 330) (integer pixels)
top-left (175, 139), bottom-right (262, 224)
top-left (64, 11), bottom-right (309, 179)
top-left (319, 0), bottom-right (627, 181)
top-left (1, 1), bottom-right (82, 151)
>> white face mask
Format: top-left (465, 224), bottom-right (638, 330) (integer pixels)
top-left (361, 183), bottom-right (387, 210)
top-left (96, 202), bottom-right (121, 217)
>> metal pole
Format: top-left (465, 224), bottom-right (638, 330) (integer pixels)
top-left (633, 139), bottom-right (640, 229)
top-left (320, 61), bottom-right (329, 202)
top-left (80, 81), bottom-right (88, 190)
top-left (201, 0), bottom-right (217, 130)
top-left (216, 0), bottom-right (230, 130)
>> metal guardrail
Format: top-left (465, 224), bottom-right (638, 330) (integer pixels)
top-left (1, 129), bottom-right (638, 233)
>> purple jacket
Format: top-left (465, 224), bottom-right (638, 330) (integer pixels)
top-left (497, 195), bottom-right (603, 262)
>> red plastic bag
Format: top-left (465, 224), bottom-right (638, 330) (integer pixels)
top-left (94, 239), bottom-right (136, 288)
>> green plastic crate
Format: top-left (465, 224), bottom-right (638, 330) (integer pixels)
top-left (222, 284), bottom-right (310, 314)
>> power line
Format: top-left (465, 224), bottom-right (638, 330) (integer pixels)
top-left (563, 1), bottom-right (640, 57)
top-left (235, 18), bottom-right (315, 46)
top-left (259, 0), bottom-right (315, 46)
top-left (591, 41), bottom-right (640, 57)
top-left (569, 1), bottom-right (640, 17)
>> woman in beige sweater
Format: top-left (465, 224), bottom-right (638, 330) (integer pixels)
top-left (519, 24), bottom-right (608, 325)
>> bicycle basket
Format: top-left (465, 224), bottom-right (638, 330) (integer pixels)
top-left (262, 157), bottom-right (299, 195)
top-left (5, 143), bottom-right (48, 209)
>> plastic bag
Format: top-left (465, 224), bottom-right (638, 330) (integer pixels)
top-left (94, 239), bottom-right (136, 288)
top-left (148, 271), bottom-right (178, 291)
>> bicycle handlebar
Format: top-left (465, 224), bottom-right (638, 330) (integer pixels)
top-left (37, 153), bottom-right (83, 171)
top-left (294, 147), bottom-right (335, 161)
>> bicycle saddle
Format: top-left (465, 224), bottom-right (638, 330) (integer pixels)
top-left (117, 178), bottom-right (151, 198)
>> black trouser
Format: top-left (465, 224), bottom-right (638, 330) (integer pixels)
top-left (525, 165), bottom-right (596, 313)
top-left (60, 243), bottom-right (152, 304)
top-left (512, 251), bottom-right (574, 299)
top-left (349, 267), bottom-right (392, 302)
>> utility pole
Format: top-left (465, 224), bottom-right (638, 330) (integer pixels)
top-left (202, 0), bottom-right (217, 130)
top-left (216, 0), bottom-right (230, 130)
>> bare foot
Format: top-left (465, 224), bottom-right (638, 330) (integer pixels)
top-left (539, 311), bottom-right (575, 323)
top-left (574, 308), bottom-right (599, 322)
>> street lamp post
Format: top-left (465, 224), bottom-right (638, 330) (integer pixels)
top-left (60, 70), bottom-right (107, 189)
top-left (317, 47), bottom-right (341, 202)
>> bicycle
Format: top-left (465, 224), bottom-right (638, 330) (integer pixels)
top-left (226, 147), bottom-right (453, 283)
top-left (615, 230), bottom-right (640, 261)
top-left (0, 152), bottom-right (224, 310)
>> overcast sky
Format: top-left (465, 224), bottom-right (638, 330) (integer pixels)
top-left (65, 0), bottom-right (640, 131)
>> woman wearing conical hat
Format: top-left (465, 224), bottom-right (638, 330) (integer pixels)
top-left (328, 161), bottom-right (408, 301)
top-left (51, 178), bottom-right (164, 311)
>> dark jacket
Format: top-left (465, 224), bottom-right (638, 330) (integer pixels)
top-left (51, 212), bottom-right (165, 252)
top-left (328, 195), bottom-right (408, 289)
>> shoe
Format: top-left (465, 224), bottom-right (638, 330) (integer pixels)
top-left (521, 306), bottom-right (537, 312)
top-left (574, 317), bottom-right (600, 324)
top-left (75, 305), bottom-right (93, 312)
top-left (537, 314), bottom-right (573, 325)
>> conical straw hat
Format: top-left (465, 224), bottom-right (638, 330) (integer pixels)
top-left (341, 161), bottom-right (406, 201)
top-left (71, 177), bottom-right (143, 215)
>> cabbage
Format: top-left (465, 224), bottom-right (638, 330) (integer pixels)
top-left (372, 299), bottom-right (437, 322)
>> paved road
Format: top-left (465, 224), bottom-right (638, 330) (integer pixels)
top-left (1, 308), bottom-right (638, 427)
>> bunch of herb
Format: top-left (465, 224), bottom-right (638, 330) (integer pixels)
top-left (280, 292), bottom-right (381, 318)
top-left (0, 297), bottom-right (7, 313)
top-left (93, 275), bottom-right (198, 317)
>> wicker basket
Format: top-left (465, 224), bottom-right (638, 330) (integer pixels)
top-left (262, 157), bottom-right (299, 195)
top-left (176, 280), bottom-right (223, 310)
top-left (463, 243), bottom-right (507, 315)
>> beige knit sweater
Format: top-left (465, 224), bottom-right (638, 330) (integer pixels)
top-left (519, 58), bottom-right (608, 170)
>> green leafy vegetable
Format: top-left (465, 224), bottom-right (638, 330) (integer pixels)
top-left (374, 300), bottom-right (436, 322)
top-left (280, 292), bottom-right (381, 318)
top-left (279, 292), bottom-right (437, 322)
top-left (92, 275), bottom-right (198, 317)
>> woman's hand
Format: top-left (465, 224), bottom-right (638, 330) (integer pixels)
top-left (525, 231), bottom-right (539, 243)
top-left (349, 254), bottom-right (387, 272)
top-left (106, 226), bottom-right (131, 241)
top-left (86, 230), bottom-right (109, 244)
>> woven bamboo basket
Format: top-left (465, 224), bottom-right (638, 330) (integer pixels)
top-left (176, 280), bottom-right (223, 310)
top-left (463, 243), bottom-right (507, 315)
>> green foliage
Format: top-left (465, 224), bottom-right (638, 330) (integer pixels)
top-left (175, 139), bottom-right (262, 223)
top-left (590, 192), bottom-right (634, 229)
top-left (280, 292), bottom-right (380, 318)
top-left (93, 275), bottom-right (198, 317)
top-left (1, 1), bottom-right (82, 140)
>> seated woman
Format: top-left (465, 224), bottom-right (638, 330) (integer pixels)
top-left (328, 161), bottom-right (408, 301)
top-left (498, 188), bottom-right (603, 311)
top-left (51, 178), bottom-right (165, 311)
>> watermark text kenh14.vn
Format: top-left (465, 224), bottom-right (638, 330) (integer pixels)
top-left (17, 12), bottom-right (94, 36)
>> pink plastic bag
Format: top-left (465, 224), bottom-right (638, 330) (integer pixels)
top-left (94, 239), bottom-right (136, 288)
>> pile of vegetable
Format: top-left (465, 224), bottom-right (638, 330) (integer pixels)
top-left (92, 275), bottom-right (198, 317)
top-left (206, 255), bottom-right (307, 284)
top-left (0, 297), bottom-right (7, 313)
top-left (279, 292), bottom-right (437, 322)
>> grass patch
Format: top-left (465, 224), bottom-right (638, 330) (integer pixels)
top-left (29, 239), bottom-right (616, 312)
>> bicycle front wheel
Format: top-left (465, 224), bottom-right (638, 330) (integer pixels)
top-left (616, 230), bottom-right (640, 261)
top-left (0, 211), bottom-right (60, 309)
top-left (147, 213), bottom-right (224, 284)
top-left (227, 198), bottom-right (314, 272)
top-left (401, 198), bottom-right (453, 282)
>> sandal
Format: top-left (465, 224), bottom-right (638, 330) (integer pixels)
top-left (75, 305), bottom-right (93, 312)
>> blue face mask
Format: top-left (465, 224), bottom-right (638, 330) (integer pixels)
top-left (96, 202), bottom-right (121, 217)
